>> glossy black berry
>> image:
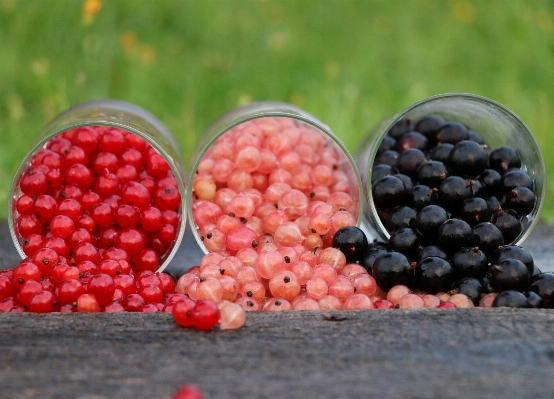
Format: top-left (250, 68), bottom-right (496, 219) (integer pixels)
top-left (388, 117), bottom-right (413, 140)
top-left (466, 179), bottom-right (484, 197)
top-left (492, 290), bottom-right (528, 308)
top-left (332, 226), bottom-right (369, 263)
top-left (377, 136), bottom-right (397, 155)
top-left (492, 245), bottom-right (534, 275)
top-left (409, 185), bottom-right (438, 210)
top-left (414, 115), bottom-right (446, 140)
top-left (396, 148), bottom-right (427, 177)
top-left (418, 245), bottom-right (448, 262)
top-left (473, 222), bottom-right (504, 257)
top-left (529, 273), bottom-right (554, 308)
top-left (436, 121), bottom-right (470, 144)
top-left (374, 150), bottom-right (399, 167)
top-left (372, 164), bottom-right (399, 182)
top-left (397, 132), bottom-right (429, 152)
top-left (499, 170), bottom-right (534, 193)
top-left (414, 257), bottom-right (454, 294)
top-left (448, 140), bottom-right (488, 176)
top-left (491, 258), bottom-right (530, 292)
top-left (428, 143), bottom-right (453, 164)
top-left (414, 205), bottom-right (449, 244)
top-left (460, 197), bottom-right (490, 226)
top-left (385, 206), bottom-right (417, 233)
top-left (439, 176), bottom-right (473, 211)
top-left (505, 187), bottom-right (535, 216)
top-left (372, 251), bottom-right (415, 291)
top-left (488, 146), bottom-right (521, 174)
top-left (452, 277), bottom-right (484, 306)
top-left (524, 291), bottom-right (544, 308)
top-left (394, 174), bottom-right (414, 192)
top-left (479, 169), bottom-right (502, 196)
top-left (389, 227), bottom-right (422, 260)
top-left (450, 247), bottom-right (489, 279)
top-left (438, 218), bottom-right (474, 253)
top-left (491, 207), bottom-right (521, 243)
top-left (359, 246), bottom-right (389, 274)
top-left (485, 196), bottom-right (504, 213)
top-left (416, 161), bottom-right (449, 188)
top-left (371, 176), bottom-right (407, 211)
top-left (468, 130), bottom-right (485, 145)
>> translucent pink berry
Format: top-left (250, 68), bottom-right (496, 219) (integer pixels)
top-left (218, 256), bottom-right (242, 277)
top-left (263, 210), bottom-right (290, 235)
top-left (262, 298), bottom-right (292, 311)
top-left (422, 294), bottom-right (441, 308)
top-left (225, 227), bottom-right (259, 255)
top-left (317, 247), bottom-right (346, 272)
top-left (269, 271), bottom-right (301, 301)
top-left (328, 276), bottom-right (354, 302)
top-left (351, 274), bottom-right (378, 297)
top-left (387, 285), bottom-right (411, 305)
top-left (226, 193), bottom-right (255, 219)
top-left (265, 182), bottom-right (292, 205)
top-left (479, 293), bottom-right (497, 308)
top-left (214, 188), bottom-right (237, 210)
top-left (318, 295), bottom-right (343, 310)
top-left (193, 202), bottom-right (223, 229)
top-left (212, 158), bottom-right (236, 182)
top-left (203, 228), bottom-right (226, 252)
top-left (235, 266), bottom-right (261, 285)
top-left (236, 146), bottom-right (261, 173)
top-left (227, 170), bottom-right (254, 192)
top-left (311, 263), bottom-right (338, 285)
top-left (343, 294), bottom-right (375, 310)
top-left (193, 175), bottom-right (216, 201)
top-left (274, 222), bottom-right (304, 247)
top-left (218, 300), bottom-right (246, 330)
top-left (289, 261), bottom-right (311, 286)
top-left (399, 294), bottom-right (425, 308)
top-left (449, 293), bottom-right (474, 308)
top-left (306, 277), bottom-right (328, 301)
top-left (219, 275), bottom-right (240, 302)
top-left (235, 248), bottom-right (258, 267)
top-left (339, 264), bottom-right (369, 280)
top-left (293, 298), bottom-right (320, 310)
top-left (278, 189), bottom-right (309, 219)
top-left (235, 297), bottom-right (260, 312)
top-left (196, 277), bottom-right (223, 302)
top-left (200, 252), bottom-right (225, 268)
top-left (239, 280), bottom-right (266, 302)
top-left (255, 250), bottom-right (286, 280)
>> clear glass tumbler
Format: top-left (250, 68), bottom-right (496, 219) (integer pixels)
top-left (188, 101), bottom-right (363, 254)
top-left (355, 93), bottom-right (546, 245)
top-left (9, 100), bottom-right (187, 272)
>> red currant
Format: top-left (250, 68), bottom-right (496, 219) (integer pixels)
top-left (87, 274), bottom-right (115, 306)
top-left (171, 297), bottom-right (197, 327)
top-left (28, 290), bottom-right (57, 313)
top-left (191, 300), bottom-right (220, 331)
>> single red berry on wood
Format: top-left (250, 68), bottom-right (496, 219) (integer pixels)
top-left (172, 385), bottom-right (204, 399)
top-left (191, 300), bottom-right (220, 331)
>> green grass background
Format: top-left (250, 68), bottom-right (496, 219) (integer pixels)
top-left (0, 0), bottom-right (553, 221)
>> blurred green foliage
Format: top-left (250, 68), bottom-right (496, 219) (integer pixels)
top-left (0, 0), bottom-right (553, 220)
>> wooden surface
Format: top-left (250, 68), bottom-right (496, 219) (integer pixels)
top-left (1, 221), bottom-right (554, 399)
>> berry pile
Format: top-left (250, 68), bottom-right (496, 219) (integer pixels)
top-left (192, 116), bottom-right (359, 253)
top-left (361, 114), bottom-right (548, 307)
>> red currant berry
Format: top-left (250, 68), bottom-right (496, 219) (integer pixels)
top-left (20, 169), bottom-right (48, 195)
top-left (77, 214), bottom-right (96, 233)
top-left (81, 191), bottom-right (102, 212)
top-left (91, 202), bottom-right (115, 227)
top-left (28, 290), bottom-right (56, 313)
top-left (57, 279), bottom-right (85, 305)
top-left (140, 206), bottom-right (163, 232)
top-left (146, 152), bottom-right (170, 178)
top-left (115, 228), bottom-right (146, 256)
top-left (157, 272), bottom-right (176, 294)
top-left (138, 284), bottom-right (164, 303)
top-left (73, 127), bottom-right (99, 153)
top-left (22, 234), bottom-right (45, 257)
top-left (63, 146), bottom-right (88, 167)
top-left (93, 172), bottom-right (120, 198)
top-left (56, 198), bottom-right (83, 222)
top-left (33, 194), bottom-right (57, 222)
top-left (115, 204), bottom-right (141, 229)
top-left (92, 152), bottom-right (118, 174)
top-left (50, 215), bottom-right (75, 239)
top-left (116, 164), bottom-right (138, 185)
top-left (159, 223), bottom-right (177, 243)
top-left (13, 261), bottom-right (41, 285)
top-left (96, 226), bottom-right (120, 248)
top-left (0, 275), bottom-right (15, 300)
top-left (162, 210), bottom-right (180, 226)
top-left (46, 169), bottom-right (63, 189)
top-left (51, 263), bottom-right (70, 284)
top-left (77, 260), bottom-right (98, 275)
top-left (133, 248), bottom-right (160, 272)
top-left (67, 228), bottom-right (95, 251)
top-left (0, 297), bottom-right (17, 312)
top-left (44, 236), bottom-right (71, 258)
top-left (171, 298), bottom-right (197, 327)
top-left (119, 148), bottom-right (144, 170)
top-left (113, 274), bottom-right (137, 296)
top-left (172, 385), bottom-right (204, 399)
top-left (61, 266), bottom-right (80, 281)
top-left (76, 293), bottom-right (101, 312)
top-left (72, 242), bottom-right (101, 265)
top-left (148, 234), bottom-right (171, 256)
top-left (121, 181), bottom-right (152, 210)
top-left (57, 185), bottom-right (83, 202)
top-left (154, 185), bottom-right (181, 211)
top-left (121, 293), bottom-right (145, 312)
top-left (87, 274), bottom-right (115, 306)
top-left (191, 300), bottom-right (220, 331)
top-left (17, 214), bottom-right (42, 238)
top-left (104, 194), bottom-right (123, 210)
top-left (103, 302), bottom-right (125, 312)
top-left (97, 260), bottom-right (122, 277)
top-left (99, 129), bottom-right (126, 154)
top-left (16, 280), bottom-right (43, 306)
top-left (16, 194), bottom-right (35, 215)
top-left (32, 247), bottom-right (59, 276)
top-left (65, 163), bottom-right (93, 190)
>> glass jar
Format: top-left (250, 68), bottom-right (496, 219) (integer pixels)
top-left (355, 93), bottom-right (546, 245)
top-left (9, 100), bottom-right (187, 273)
top-left (188, 101), bottom-right (363, 254)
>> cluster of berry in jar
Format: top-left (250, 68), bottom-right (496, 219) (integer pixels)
top-left (192, 116), bottom-right (359, 254)
top-left (365, 114), bottom-right (546, 307)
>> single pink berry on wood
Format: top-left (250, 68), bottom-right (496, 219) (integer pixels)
top-left (218, 300), bottom-right (246, 330)
top-left (172, 384), bottom-right (205, 399)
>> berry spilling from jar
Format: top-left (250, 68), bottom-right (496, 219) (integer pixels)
top-left (191, 116), bottom-right (359, 254)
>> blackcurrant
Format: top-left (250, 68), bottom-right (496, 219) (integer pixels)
top-left (414, 256), bottom-right (454, 294)
top-left (359, 246), bottom-right (389, 274)
top-left (491, 207), bottom-right (521, 243)
top-left (460, 197), bottom-right (490, 226)
top-left (529, 273), bottom-right (554, 308)
top-left (488, 146), bottom-right (521, 174)
top-left (473, 222), bottom-right (504, 257)
top-left (409, 185), bottom-right (438, 210)
top-left (524, 291), bottom-right (544, 308)
top-left (414, 205), bottom-right (448, 244)
top-left (499, 170), bottom-right (534, 193)
top-left (388, 227), bottom-right (422, 260)
top-left (452, 277), bottom-right (484, 305)
top-left (388, 117), bottom-right (413, 140)
top-left (505, 187), bottom-right (535, 216)
top-left (418, 245), bottom-right (448, 261)
top-left (397, 132), bottom-right (428, 152)
top-left (372, 251), bottom-right (415, 291)
top-left (439, 176), bottom-right (473, 211)
top-left (371, 176), bottom-right (407, 211)
top-left (396, 148), bottom-right (427, 177)
top-left (374, 150), bottom-right (399, 167)
top-left (450, 246), bottom-right (489, 279)
top-left (492, 290), bottom-right (528, 308)
top-left (492, 245), bottom-right (534, 276)
top-left (332, 226), bottom-right (369, 264)
top-left (428, 143), bottom-right (453, 164)
top-left (438, 218), bottom-right (474, 253)
top-left (491, 258), bottom-right (530, 292)
top-left (436, 121), bottom-right (469, 144)
top-left (385, 206), bottom-right (417, 233)
top-left (448, 140), bottom-right (487, 176)
top-left (372, 164), bottom-right (399, 182)
top-left (479, 169), bottom-right (502, 196)
top-left (417, 161), bottom-right (449, 188)
top-left (414, 115), bottom-right (445, 140)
